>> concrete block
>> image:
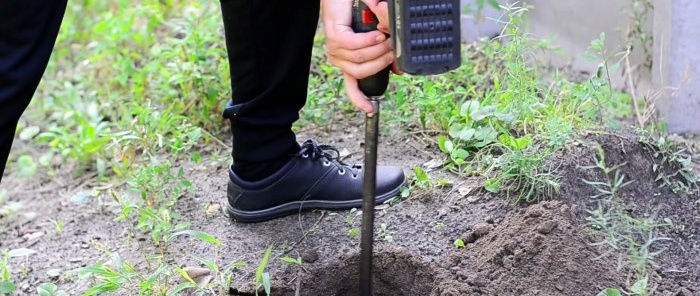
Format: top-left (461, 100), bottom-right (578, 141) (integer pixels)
top-left (653, 0), bottom-right (700, 134)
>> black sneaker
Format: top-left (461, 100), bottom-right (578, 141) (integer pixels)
top-left (227, 140), bottom-right (406, 223)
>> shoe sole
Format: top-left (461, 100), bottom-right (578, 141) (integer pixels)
top-left (227, 178), bottom-right (407, 223)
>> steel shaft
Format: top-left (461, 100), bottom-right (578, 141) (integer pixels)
top-left (359, 98), bottom-right (380, 296)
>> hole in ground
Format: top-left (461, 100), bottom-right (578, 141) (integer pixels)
top-left (296, 249), bottom-right (436, 296)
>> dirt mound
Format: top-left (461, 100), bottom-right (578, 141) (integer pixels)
top-left (433, 201), bottom-right (626, 296)
top-left (553, 132), bottom-right (700, 285)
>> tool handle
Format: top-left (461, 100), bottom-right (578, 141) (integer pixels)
top-left (352, 1), bottom-right (390, 97)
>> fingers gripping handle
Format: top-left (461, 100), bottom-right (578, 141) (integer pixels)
top-left (352, 1), bottom-right (390, 97)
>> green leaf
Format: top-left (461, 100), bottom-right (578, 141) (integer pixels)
top-left (191, 151), bottom-right (202, 164)
top-left (437, 135), bottom-right (448, 153)
top-left (174, 266), bottom-right (196, 286)
top-left (596, 288), bottom-right (621, 296)
top-left (514, 136), bottom-right (532, 150)
top-left (454, 239), bottom-right (465, 249)
top-left (460, 100), bottom-right (480, 118)
top-left (400, 187), bottom-right (410, 198)
top-left (444, 140), bottom-right (454, 153)
top-left (16, 155), bottom-right (37, 178)
top-left (144, 264), bottom-right (168, 286)
top-left (471, 105), bottom-right (495, 121)
top-left (280, 257), bottom-right (302, 265)
top-left (255, 245), bottom-right (273, 284)
top-left (83, 282), bottom-right (120, 296)
top-left (170, 230), bottom-right (223, 246)
top-left (19, 126), bottom-right (41, 140)
top-left (630, 276), bottom-right (648, 294)
top-left (449, 125), bottom-right (475, 142)
top-left (0, 281), bottom-right (17, 293)
top-left (451, 149), bottom-right (469, 160)
top-left (413, 167), bottom-right (429, 182)
top-left (484, 179), bottom-right (501, 193)
top-left (168, 282), bottom-right (196, 296)
top-left (498, 134), bottom-right (514, 148)
top-left (262, 272), bottom-right (271, 295)
top-left (487, 0), bottom-right (499, 9)
top-left (8, 247), bottom-right (36, 258)
top-left (37, 283), bottom-right (58, 296)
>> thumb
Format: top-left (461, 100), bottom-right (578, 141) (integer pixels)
top-left (344, 73), bottom-right (374, 113)
top-left (361, 0), bottom-right (390, 34)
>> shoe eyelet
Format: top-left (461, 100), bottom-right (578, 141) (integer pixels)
top-left (323, 160), bottom-right (331, 166)
top-left (338, 169), bottom-right (346, 175)
top-left (351, 174), bottom-right (358, 179)
top-left (302, 153), bottom-right (309, 158)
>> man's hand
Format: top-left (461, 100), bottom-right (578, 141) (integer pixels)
top-left (322, 0), bottom-right (400, 113)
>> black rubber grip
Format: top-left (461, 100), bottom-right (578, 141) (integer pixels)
top-left (352, 2), bottom-right (390, 97)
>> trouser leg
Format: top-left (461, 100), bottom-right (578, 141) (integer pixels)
top-left (220, 0), bottom-right (320, 180)
top-left (0, 0), bottom-right (68, 184)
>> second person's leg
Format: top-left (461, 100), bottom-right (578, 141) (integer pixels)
top-left (0, 0), bottom-right (68, 184)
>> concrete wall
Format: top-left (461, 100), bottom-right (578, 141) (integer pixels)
top-left (525, 0), bottom-right (651, 92)
top-left (460, 0), bottom-right (650, 86)
top-left (460, 0), bottom-right (700, 133)
top-left (653, 0), bottom-right (700, 134)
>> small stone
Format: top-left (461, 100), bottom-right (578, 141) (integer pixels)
top-left (422, 158), bottom-right (444, 171)
top-left (206, 203), bottom-right (222, 216)
top-left (472, 223), bottom-right (492, 237)
top-left (555, 284), bottom-right (564, 291)
top-left (22, 231), bottom-right (44, 241)
top-left (300, 249), bottom-right (319, 263)
top-left (468, 275), bottom-right (488, 287)
top-left (46, 268), bottom-right (61, 278)
top-left (69, 257), bottom-right (83, 263)
top-left (485, 216), bottom-right (494, 224)
top-left (374, 204), bottom-right (390, 211)
top-left (457, 186), bottom-right (475, 198)
top-left (456, 269), bottom-right (469, 280)
top-left (182, 267), bottom-right (213, 288)
top-left (502, 255), bottom-right (514, 269)
top-left (536, 221), bottom-right (558, 234)
top-left (339, 148), bottom-right (350, 158)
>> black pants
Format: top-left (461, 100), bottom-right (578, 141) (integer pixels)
top-left (0, 0), bottom-right (318, 183)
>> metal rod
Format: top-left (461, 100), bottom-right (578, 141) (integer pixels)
top-left (360, 98), bottom-right (380, 296)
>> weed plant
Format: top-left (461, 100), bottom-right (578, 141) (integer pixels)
top-left (583, 147), bottom-right (670, 293)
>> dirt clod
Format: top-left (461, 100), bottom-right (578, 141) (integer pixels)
top-left (300, 249), bottom-right (319, 263)
top-left (677, 287), bottom-right (693, 296)
top-left (472, 222), bottom-right (492, 237)
top-left (536, 220), bottom-right (558, 234)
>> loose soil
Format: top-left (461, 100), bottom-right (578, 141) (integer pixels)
top-left (1, 117), bottom-right (699, 295)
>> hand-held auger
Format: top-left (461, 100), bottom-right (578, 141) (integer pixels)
top-left (351, 1), bottom-right (461, 295)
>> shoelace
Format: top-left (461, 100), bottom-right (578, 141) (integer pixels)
top-left (294, 140), bottom-right (361, 178)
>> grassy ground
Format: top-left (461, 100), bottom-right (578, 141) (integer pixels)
top-left (1, 1), bottom-right (697, 295)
